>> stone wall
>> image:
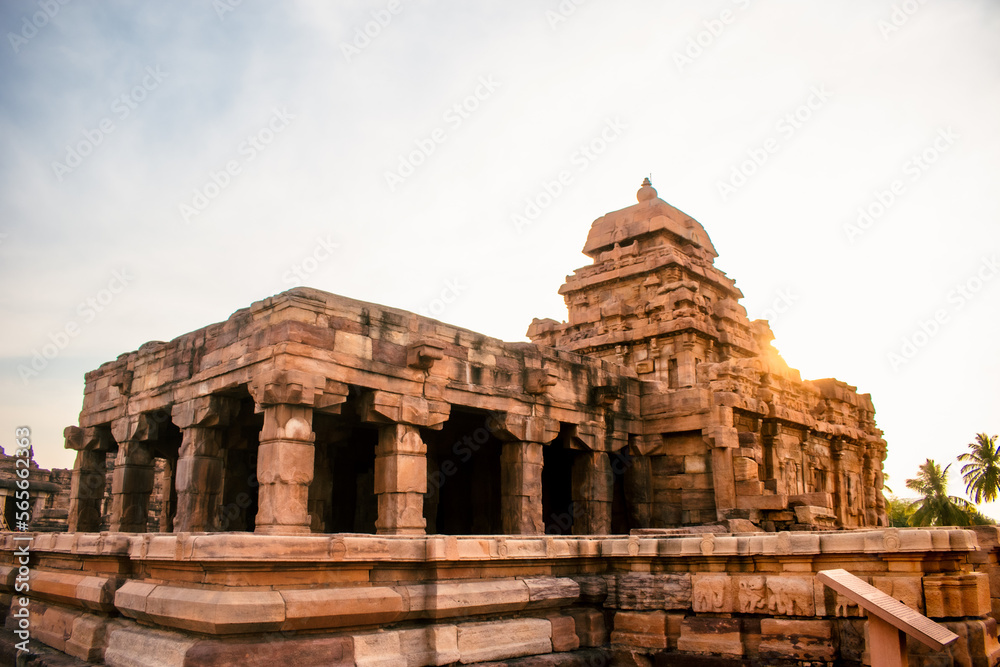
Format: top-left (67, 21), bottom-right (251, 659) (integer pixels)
top-left (1, 527), bottom-right (999, 665)
top-left (0, 448), bottom-right (71, 533)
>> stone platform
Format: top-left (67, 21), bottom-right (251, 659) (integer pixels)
top-left (3, 527), bottom-right (1000, 665)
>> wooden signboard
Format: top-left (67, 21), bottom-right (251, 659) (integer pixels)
top-left (817, 569), bottom-right (958, 667)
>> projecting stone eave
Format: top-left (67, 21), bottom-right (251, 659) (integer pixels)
top-left (556, 248), bottom-right (738, 298)
top-left (807, 377), bottom-right (877, 413)
top-left (581, 197), bottom-right (719, 259)
top-left (89, 285), bottom-right (519, 367)
top-left (76, 284), bottom-right (646, 436)
top-left (274, 287), bottom-right (639, 379)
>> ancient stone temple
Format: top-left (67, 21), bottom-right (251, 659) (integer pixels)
top-left (2, 181), bottom-right (998, 666)
top-left (0, 450), bottom-right (71, 533)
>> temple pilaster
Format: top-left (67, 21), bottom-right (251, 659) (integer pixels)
top-left (171, 395), bottom-right (238, 532)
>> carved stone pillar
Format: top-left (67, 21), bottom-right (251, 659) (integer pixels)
top-left (831, 439), bottom-right (848, 528)
top-left (873, 442), bottom-right (888, 526)
top-left (70, 450), bottom-right (107, 532)
top-left (255, 402), bottom-right (315, 535)
top-left (109, 440), bottom-right (155, 532)
top-left (571, 451), bottom-right (613, 535)
top-left (500, 441), bottom-right (544, 535)
top-left (678, 338), bottom-right (697, 388)
top-left (308, 442), bottom-right (334, 533)
top-left (108, 416), bottom-right (159, 533)
top-left (706, 419), bottom-right (739, 519)
top-left (64, 426), bottom-right (110, 533)
top-left (250, 370), bottom-right (331, 536)
top-left (157, 460), bottom-right (175, 533)
top-left (357, 389), bottom-right (449, 535)
top-left (374, 424), bottom-right (427, 535)
top-left (171, 395), bottom-right (237, 533)
top-left (862, 445), bottom-right (882, 527)
top-left (711, 448), bottom-right (737, 519)
top-left (495, 413), bottom-right (559, 536)
top-left (173, 429), bottom-right (223, 532)
top-left (624, 452), bottom-right (653, 529)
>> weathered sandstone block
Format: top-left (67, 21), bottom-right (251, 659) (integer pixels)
top-left (566, 607), bottom-right (607, 647)
top-left (523, 577), bottom-right (581, 608)
top-left (126, 585), bottom-right (285, 634)
top-left (397, 625), bottom-right (460, 667)
top-left (610, 610), bottom-right (668, 650)
top-left (104, 623), bottom-right (198, 667)
top-left (353, 630), bottom-right (405, 667)
top-left (692, 573), bottom-right (733, 613)
top-left (676, 617), bottom-right (743, 656)
top-left (456, 618), bottom-right (552, 664)
top-left (924, 573), bottom-right (991, 618)
top-left (758, 618), bottom-right (835, 661)
top-left (281, 587), bottom-right (405, 630)
top-left (406, 579), bottom-right (529, 619)
top-left (546, 613), bottom-right (581, 652)
top-left (612, 573), bottom-right (691, 610)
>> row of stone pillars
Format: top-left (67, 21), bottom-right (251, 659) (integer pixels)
top-left (68, 377), bottom-right (622, 536)
top-left (497, 416), bottom-right (621, 535)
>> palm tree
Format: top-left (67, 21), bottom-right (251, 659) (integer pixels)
top-left (905, 459), bottom-right (975, 527)
top-left (958, 433), bottom-right (1000, 503)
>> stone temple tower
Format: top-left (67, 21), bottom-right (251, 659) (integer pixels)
top-left (529, 179), bottom-right (886, 529)
top-left (527, 178), bottom-right (760, 387)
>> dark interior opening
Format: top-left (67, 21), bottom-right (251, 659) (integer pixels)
top-left (610, 449), bottom-right (633, 534)
top-left (422, 409), bottom-right (502, 535)
top-left (100, 444), bottom-right (119, 531)
top-left (218, 395), bottom-right (261, 532)
top-left (543, 443), bottom-right (577, 535)
top-left (3, 495), bottom-right (16, 531)
top-left (148, 412), bottom-right (181, 532)
top-left (320, 422), bottom-right (378, 533)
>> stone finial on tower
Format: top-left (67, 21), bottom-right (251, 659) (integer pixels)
top-left (637, 177), bottom-right (657, 202)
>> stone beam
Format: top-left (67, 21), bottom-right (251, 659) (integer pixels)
top-left (359, 389), bottom-right (450, 430)
top-left (565, 420), bottom-right (629, 453)
top-left (493, 414), bottom-right (560, 445)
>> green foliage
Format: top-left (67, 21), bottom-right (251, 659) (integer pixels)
top-left (967, 508), bottom-right (997, 526)
top-left (905, 459), bottom-right (976, 527)
top-left (885, 495), bottom-right (915, 527)
top-left (958, 433), bottom-right (1000, 504)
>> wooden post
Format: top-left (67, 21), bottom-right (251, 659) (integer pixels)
top-left (868, 615), bottom-right (909, 667)
top-left (817, 569), bottom-right (958, 667)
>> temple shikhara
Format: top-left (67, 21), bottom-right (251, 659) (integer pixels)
top-left (3, 181), bottom-right (999, 666)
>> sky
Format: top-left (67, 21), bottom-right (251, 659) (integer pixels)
top-left (1, 1), bottom-right (997, 516)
